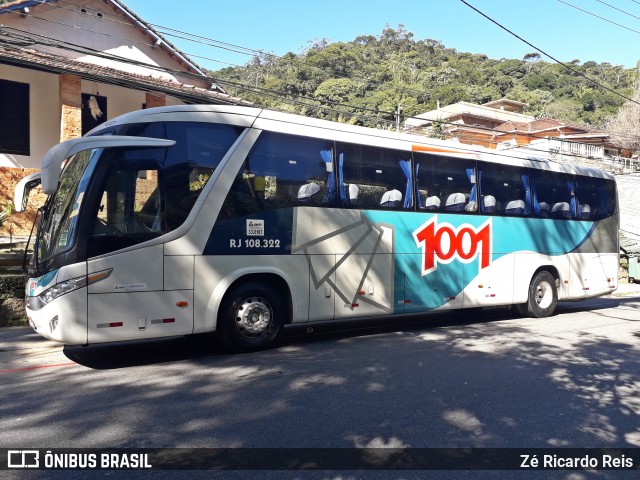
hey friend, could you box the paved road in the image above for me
[1,295,639,480]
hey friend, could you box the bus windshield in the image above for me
[37,149,100,263]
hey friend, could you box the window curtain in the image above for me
[522,174,531,215]
[415,163,423,208]
[338,152,347,205]
[399,160,413,208]
[566,179,576,219]
[478,169,486,213]
[466,168,477,203]
[320,149,335,204]
[532,175,541,216]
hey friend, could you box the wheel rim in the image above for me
[535,280,554,309]
[234,296,273,337]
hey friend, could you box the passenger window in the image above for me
[219,132,333,218]
[338,143,412,210]
[575,176,616,220]
[532,170,577,220]
[88,122,241,257]
[414,154,477,213]
[478,163,531,216]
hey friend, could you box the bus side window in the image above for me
[414,153,477,214]
[532,170,577,220]
[218,132,333,219]
[575,175,616,220]
[477,162,530,216]
[338,143,412,210]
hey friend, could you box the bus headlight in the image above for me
[26,269,112,311]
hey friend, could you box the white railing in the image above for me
[601,156,640,174]
[544,138,604,159]
[520,139,640,174]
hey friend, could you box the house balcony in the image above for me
[523,138,640,174]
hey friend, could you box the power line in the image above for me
[7,0,630,117]
[459,0,640,107]
[595,0,640,22]
[3,4,640,151]
[558,0,640,36]
[4,21,640,152]
[12,0,436,100]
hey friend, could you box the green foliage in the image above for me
[211,26,634,129]
[0,201,13,227]
[0,274,25,300]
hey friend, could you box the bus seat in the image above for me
[298,182,321,203]
[465,201,478,212]
[538,202,550,218]
[505,199,525,215]
[551,202,571,219]
[580,204,591,220]
[348,184,359,205]
[424,195,440,211]
[380,189,402,208]
[483,195,496,213]
[445,192,466,211]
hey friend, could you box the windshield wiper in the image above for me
[24,203,46,275]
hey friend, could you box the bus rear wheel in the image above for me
[516,271,558,318]
[218,282,284,352]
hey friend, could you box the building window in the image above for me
[82,93,107,134]
[0,79,30,155]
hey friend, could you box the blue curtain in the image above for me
[415,163,423,208]
[566,179,576,219]
[400,160,412,208]
[478,169,486,213]
[321,149,335,204]
[338,152,347,205]
[532,173,540,216]
[521,174,531,215]
[466,168,477,203]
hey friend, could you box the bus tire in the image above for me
[518,271,558,318]
[218,282,284,352]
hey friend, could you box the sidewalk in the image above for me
[606,281,640,297]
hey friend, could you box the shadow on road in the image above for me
[62,295,635,370]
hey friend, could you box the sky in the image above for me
[124,0,640,72]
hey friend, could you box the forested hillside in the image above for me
[212,26,637,129]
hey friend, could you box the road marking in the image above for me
[0,362,77,374]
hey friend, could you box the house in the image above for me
[0,0,246,235]
[404,99,534,149]
[404,99,631,170]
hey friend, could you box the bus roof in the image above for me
[89,105,615,180]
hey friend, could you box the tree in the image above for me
[604,81,640,151]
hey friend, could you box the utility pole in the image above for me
[395,104,403,132]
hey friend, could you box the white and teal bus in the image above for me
[20,105,619,351]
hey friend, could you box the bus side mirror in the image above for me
[14,172,42,212]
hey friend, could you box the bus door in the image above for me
[85,153,194,343]
[87,245,193,343]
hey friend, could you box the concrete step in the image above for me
[0,254,24,267]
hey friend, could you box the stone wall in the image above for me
[617,174,640,238]
[0,167,46,236]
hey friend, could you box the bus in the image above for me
[19,105,619,351]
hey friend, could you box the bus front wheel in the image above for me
[218,282,284,351]
[516,271,558,318]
